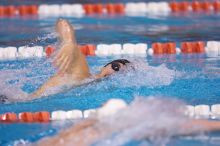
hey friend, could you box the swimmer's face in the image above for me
[99,62,126,77]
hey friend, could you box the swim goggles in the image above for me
[111,62,121,71]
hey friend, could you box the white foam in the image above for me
[113,61,180,88]
[185,105,195,117]
[97,99,127,118]
[83,109,97,118]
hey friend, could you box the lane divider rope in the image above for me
[1,99,220,123]
[0,1,220,17]
[0,41,220,60]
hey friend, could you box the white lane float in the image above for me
[66,110,83,119]
[51,110,67,120]
[60,4,84,17]
[18,46,44,58]
[0,47,17,60]
[206,41,220,57]
[211,104,220,119]
[194,105,210,119]
[122,43,147,55]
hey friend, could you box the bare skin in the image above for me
[30,19,122,98]
[36,118,220,146]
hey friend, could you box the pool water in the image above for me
[0,1,220,146]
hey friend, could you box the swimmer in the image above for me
[36,101,220,146]
[30,19,131,99]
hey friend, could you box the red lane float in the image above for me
[0,1,220,18]
[192,1,202,12]
[170,1,219,13]
[213,1,220,12]
[193,41,205,53]
[181,41,205,53]
[201,1,211,11]
[83,4,94,15]
[169,2,180,12]
[94,4,103,14]
[33,111,50,122]
[0,6,5,16]
[29,5,38,15]
[18,5,28,16]
[45,46,55,57]
[1,112,17,122]
[18,5,38,16]
[19,112,34,122]
[181,42,193,53]
[152,43,164,54]
[84,4,104,15]
[5,6,16,16]
[79,44,96,56]
[152,42,176,54]
[106,3,124,14]
[169,2,190,12]
[179,2,190,12]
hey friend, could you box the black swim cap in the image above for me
[104,59,130,67]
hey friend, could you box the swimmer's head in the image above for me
[97,59,131,78]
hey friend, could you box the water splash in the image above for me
[70,59,182,97]
[94,96,190,146]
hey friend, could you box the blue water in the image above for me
[0,1,220,146]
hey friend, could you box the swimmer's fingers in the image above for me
[54,49,71,65]
[53,50,62,64]
[54,53,66,67]
[58,56,70,73]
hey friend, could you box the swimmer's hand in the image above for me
[54,19,81,74]
[54,43,76,74]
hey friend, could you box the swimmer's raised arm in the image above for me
[30,19,90,98]
[54,19,90,75]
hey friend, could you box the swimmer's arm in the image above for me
[36,118,220,146]
[179,119,220,135]
[54,19,90,76]
[30,75,61,98]
[31,19,91,98]
[36,119,104,146]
